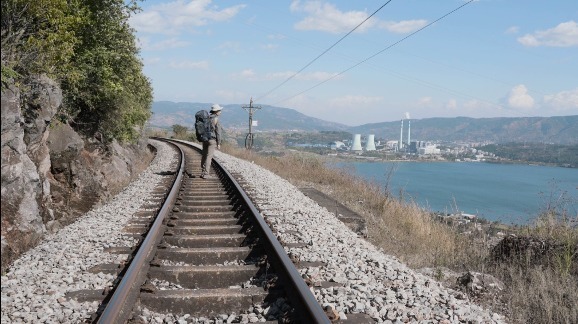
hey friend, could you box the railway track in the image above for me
[80,139,330,323]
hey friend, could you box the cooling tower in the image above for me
[365,134,376,151]
[351,134,362,151]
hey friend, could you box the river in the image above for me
[329,161,578,225]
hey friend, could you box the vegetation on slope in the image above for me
[481,142,578,168]
[1,0,152,142]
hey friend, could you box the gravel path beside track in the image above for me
[1,139,505,323]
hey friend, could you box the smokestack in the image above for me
[351,134,362,151]
[405,112,411,148]
[365,134,376,151]
[399,119,404,151]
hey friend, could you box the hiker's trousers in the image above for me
[201,139,217,176]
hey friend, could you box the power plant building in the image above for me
[330,141,346,150]
[386,140,398,149]
[409,141,440,155]
[419,145,441,155]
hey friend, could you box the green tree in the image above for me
[1,0,82,85]
[60,0,152,142]
[1,0,152,143]
[172,124,188,140]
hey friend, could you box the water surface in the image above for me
[330,161,578,225]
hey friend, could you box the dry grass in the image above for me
[494,207,578,323]
[223,145,578,324]
[496,264,578,323]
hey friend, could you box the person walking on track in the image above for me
[200,104,223,179]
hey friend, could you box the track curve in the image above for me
[92,139,330,323]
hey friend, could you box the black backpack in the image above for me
[195,110,212,142]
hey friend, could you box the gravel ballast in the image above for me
[1,139,505,323]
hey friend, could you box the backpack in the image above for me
[195,110,212,142]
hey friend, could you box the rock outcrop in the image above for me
[1,75,154,272]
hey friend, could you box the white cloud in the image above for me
[461,99,503,115]
[216,41,242,53]
[507,85,535,109]
[144,57,162,65]
[215,89,247,102]
[131,11,170,34]
[140,37,190,51]
[261,43,279,51]
[446,99,457,110]
[297,71,344,81]
[543,88,578,112]
[168,60,209,69]
[264,70,297,80]
[130,0,245,35]
[240,69,256,78]
[517,21,578,47]
[290,1,374,34]
[281,93,386,125]
[290,1,427,35]
[378,20,428,34]
[231,69,257,80]
[505,26,519,34]
[268,34,287,40]
[417,96,433,106]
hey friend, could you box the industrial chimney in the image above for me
[351,134,362,151]
[406,112,411,147]
[399,119,404,151]
[365,134,376,151]
[407,120,411,146]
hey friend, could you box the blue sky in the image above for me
[130,0,578,126]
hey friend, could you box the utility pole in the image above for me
[242,97,261,149]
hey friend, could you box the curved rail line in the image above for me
[92,139,330,323]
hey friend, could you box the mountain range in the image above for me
[151,101,578,145]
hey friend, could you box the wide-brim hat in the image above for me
[210,104,223,112]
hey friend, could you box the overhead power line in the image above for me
[273,0,476,106]
[254,0,394,102]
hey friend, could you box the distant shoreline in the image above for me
[320,153,576,169]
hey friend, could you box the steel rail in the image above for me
[206,145,331,323]
[96,141,185,324]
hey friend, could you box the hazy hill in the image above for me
[151,101,578,144]
[151,101,348,132]
[350,116,578,144]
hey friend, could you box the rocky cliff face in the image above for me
[1,75,154,272]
